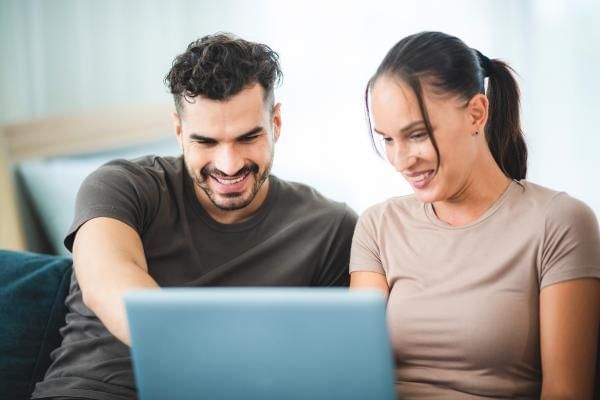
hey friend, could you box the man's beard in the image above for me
[190,161,272,212]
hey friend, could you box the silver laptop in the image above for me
[125,288,395,400]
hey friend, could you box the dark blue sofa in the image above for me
[0,250,72,400]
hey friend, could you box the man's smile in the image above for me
[209,171,251,194]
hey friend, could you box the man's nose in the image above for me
[213,145,245,176]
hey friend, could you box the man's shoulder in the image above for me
[273,175,355,217]
[100,155,182,175]
[76,154,185,214]
[89,155,184,188]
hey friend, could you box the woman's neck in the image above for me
[432,155,511,226]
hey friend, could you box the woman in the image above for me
[350,31,600,399]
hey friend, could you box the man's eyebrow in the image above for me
[188,133,216,141]
[188,126,264,142]
[373,121,425,136]
[236,126,264,139]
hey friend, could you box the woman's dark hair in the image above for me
[165,32,282,115]
[366,31,527,180]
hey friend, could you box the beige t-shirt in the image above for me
[350,180,600,399]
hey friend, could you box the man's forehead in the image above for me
[182,85,268,116]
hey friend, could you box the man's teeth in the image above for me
[214,174,246,185]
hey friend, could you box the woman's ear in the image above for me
[467,93,489,132]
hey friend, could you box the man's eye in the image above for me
[240,135,259,142]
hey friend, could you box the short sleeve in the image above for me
[63,159,159,252]
[349,206,385,275]
[540,193,600,289]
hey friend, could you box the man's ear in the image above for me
[467,93,488,133]
[171,111,183,151]
[272,103,282,143]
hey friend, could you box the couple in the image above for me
[32,32,600,400]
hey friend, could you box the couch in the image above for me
[0,250,72,400]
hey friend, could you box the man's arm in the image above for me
[313,208,358,286]
[73,216,159,346]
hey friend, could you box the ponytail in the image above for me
[485,59,528,180]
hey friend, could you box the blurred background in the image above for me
[1,0,599,216]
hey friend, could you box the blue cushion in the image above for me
[16,138,179,255]
[0,250,72,400]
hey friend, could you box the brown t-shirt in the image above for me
[350,180,600,399]
[33,155,357,400]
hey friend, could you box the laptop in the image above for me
[125,288,395,400]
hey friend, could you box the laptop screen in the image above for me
[125,288,395,400]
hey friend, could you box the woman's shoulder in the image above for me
[359,194,422,224]
[514,180,561,204]
[516,180,598,228]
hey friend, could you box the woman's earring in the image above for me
[473,131,479,137]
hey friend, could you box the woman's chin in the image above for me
[413,187,442,204]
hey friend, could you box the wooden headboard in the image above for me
[0,104,174,251]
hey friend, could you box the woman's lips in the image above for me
[405,170,434,190]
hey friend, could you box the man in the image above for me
[32,33,357,400]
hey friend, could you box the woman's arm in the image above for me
[350,271,390,297]
[540,278,600,400]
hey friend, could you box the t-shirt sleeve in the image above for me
[63,159,159,252]
[539,193,600,289]
[349,206,385,275]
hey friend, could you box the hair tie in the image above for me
[474,49,493,77]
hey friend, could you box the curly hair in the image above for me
[165,33,282,115]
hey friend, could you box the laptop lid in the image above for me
[125,288,395,400]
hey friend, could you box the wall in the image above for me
[1,0,598,215]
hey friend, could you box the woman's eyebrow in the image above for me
[373,121,425,136]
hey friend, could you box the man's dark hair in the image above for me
[165,33,282,115]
